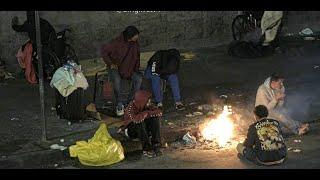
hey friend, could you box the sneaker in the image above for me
[142,150,155,158]
[157,102,163,109]
[175,102,185,111]
[154,148,163,157]
[116,105,124,116]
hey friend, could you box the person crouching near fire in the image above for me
[237,105,287,166]
[117,90,163,158]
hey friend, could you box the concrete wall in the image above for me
[1,11,320,71]
[0,11,239,71]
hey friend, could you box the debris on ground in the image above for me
[10,117,19,121]
[54,164,58,167]
[60,139,65,143]
[182,132,197,145]
[163,142,168,148]
[294,139,302,143]
[207,111,215,115]
[189,102,197,105]
[50,144,67,151]
[299,28,314,36]
[293,149,302,153]
[186,113,195,118]
[193,112,203,116]
[68,122,72,126]
[167,122,174,126]
[51,107,56,111]
[314,65,319,69]
[287,147,293,151]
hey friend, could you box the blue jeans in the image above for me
[145,66,181,104]
[109,69,142,108]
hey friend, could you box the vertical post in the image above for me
[34,11,47,142]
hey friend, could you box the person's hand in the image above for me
[12,16,19,25]
[275,92,285,101]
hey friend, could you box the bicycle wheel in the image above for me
[33,48,61,81]
[232,15,248,41]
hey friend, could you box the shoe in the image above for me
[142,150,155,158]
[116,105,124,116]
[154,148,163,157]
[175,102,185,111]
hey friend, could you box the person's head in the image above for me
[253,105,269,121]
[270,73,284,90]
[123,26,140,42]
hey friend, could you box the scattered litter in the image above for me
[54,164,58,167]
[207,111,215,115]
[304,37,315,41]
[10,117,19,121]
[299,28,313,36]
[189,102,197,105]
[287,147,293,151]
[294,139,302,143]
[285,33,294,37]
[51,107,56,111]
[220,95,228,99]
[167,122,174,126]
[182,132,197,145]
[314,65,319,69]
[186,113,194,118]
[193,112,203,116]
[293,149,302,153]
[60,139,65,143]
[68,122,72,126]
[164,143,168,148]
[197,106,203,111]
[50,144,67,151]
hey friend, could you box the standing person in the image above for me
[118,90,163,157]
[101,26,142,116]
[237,105,287,166]
[145,49,185,110]
[255,74,309,135]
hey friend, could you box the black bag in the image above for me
[55,88,86,122]
[228,40,263,58]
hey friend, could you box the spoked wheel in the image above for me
[33,48,61,82]
[232,15,247,41]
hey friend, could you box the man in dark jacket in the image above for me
[101,26,142,116]
[12,11,57,50]
[145,49,184,110]
[12,11,57,80]
[118,90,163,157]
[237,105,287,166]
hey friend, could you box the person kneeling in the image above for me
[237,105,287,166]
[118,90,163,157]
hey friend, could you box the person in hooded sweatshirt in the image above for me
[255,73,309,135]
[237,105,287,166]
[101,26,142,117]
[118,90,163,157]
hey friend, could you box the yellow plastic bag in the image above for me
[69,123,125,166]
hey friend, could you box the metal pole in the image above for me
[34,11,47,142]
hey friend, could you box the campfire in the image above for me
[200,105,236,147]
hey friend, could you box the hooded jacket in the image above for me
[101,34,140,79]
[147,49,180,77]
[121,90,162,129]
[255,77,288,123]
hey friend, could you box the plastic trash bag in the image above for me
[69,123,125,166]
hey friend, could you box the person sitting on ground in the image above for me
[117,90,163,157]
[145,49,185,111]
[255,73,309,135]
[101,26,142,116]
[237,105,287,166]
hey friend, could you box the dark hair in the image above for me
[254,105,269,119]
[270,73,284,82]
[123,26,140,41]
